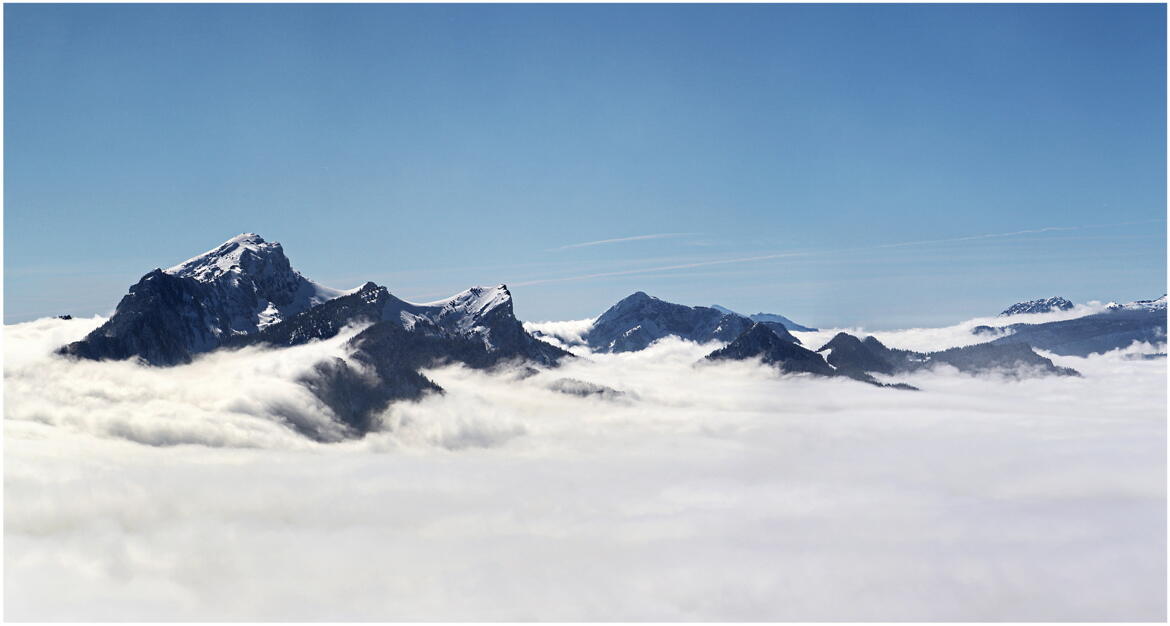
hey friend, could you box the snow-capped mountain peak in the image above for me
[1000,297,1074,316]
[433,285,512,316]
[165,233,277,282]
[61,234,355,365]
[425,285,514,346]
[162,233,347,324]
[1108,294,1168,312]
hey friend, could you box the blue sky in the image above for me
[5,3,1166,327]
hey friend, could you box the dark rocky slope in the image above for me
[705,323,834,376]
[60,234,344,365]
[586,292,798,353]
[817,332,1078,377]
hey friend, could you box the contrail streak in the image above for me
[513,219,1161,288]
[511,252,809,287]
[550,233,690,251]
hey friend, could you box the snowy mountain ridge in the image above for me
[60,234,535,365]
[165,232,350,330]
[1107,294,1167,312]
[1000,297,1074,316]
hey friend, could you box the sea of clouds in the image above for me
[4,313,1166,620]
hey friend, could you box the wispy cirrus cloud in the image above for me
[512,252,808,287]
[878,219,1165,249]
[550,233,691,251]
[518,219,1163,289]
[877,225,1083,249]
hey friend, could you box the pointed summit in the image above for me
[585,292,748,353]
[706,323,835,376]
[60,233,351,365]
[166,233,278,281]
[816,332,898,376]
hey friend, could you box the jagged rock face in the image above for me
[237,282,569,436]
[59,270,227,366]
[706,323,835,376]
[711,305,818,332]
[238,282,568,366]
[429,285,567,365]
[59,234,345,365]
[58,231,566,373]
[1000,297,1074,316]
[816,332,1077,377]
[587,292,797,353]
[228,282,395,348]
[58,232,568,438]
[987,306,1167,357]
[298,312,568,437]
[164,233,346,330]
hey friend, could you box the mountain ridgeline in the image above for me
[59,234,345,366]
[52,234,1165,441]
[974,295,1166,356]
[710,304,817,332]
[58,234,569,439]
[1000,297,1074,316]
[583,292,800,353]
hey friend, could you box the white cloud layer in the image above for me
[4,316,1166,620]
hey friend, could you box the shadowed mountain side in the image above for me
[297,320,518,437]
[59,234,344,366]
[705,323,834,376]
[298,356,442,440]
[297,314,574,440]
[982,307,1167,357]
[817,332,1078,378]
[587,292,798,353]
[234,284,571,439]
[59,270,226,366]
[232,281,569,366]
[711,304,818,332]
[704,324,917,389]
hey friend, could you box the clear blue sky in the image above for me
[5,3,1166,328]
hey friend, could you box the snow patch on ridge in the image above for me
[163,233,353,330]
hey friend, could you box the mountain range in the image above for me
[710,304,817,332]
[974,295,1166,356]
[55,234,1167,440]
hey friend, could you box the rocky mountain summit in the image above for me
[56,234,570,439]
[1000,297,1074,316]
[584,292,798,353]
[51,233,1160,442]
[974,295,1167,357]
[232,281,566,365]
[60,234,347,365]
[706,323,835,376]
[1107,294,1167,312]
[817,332,1078,378]
[704,324,1076,387]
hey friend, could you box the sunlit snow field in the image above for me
[5,314,1166,620]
